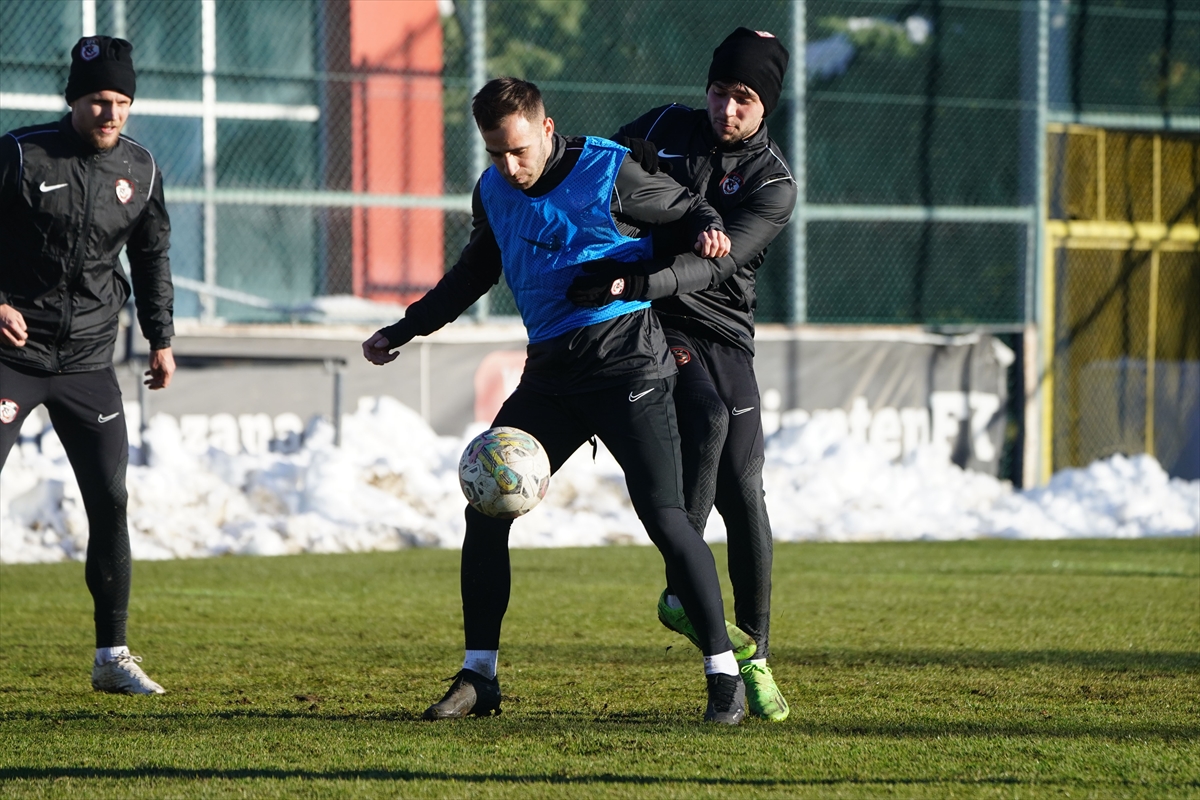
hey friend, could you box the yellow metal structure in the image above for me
[1042,125,1199,483]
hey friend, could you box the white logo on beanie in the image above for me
[81,38,101,61]
[755,30,776,38]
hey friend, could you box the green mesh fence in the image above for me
[1,0,1197,326]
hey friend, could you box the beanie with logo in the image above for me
[65,36,137,104]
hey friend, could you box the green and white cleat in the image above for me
[656,589,757,661]
[740,660,789,721]
[91,652,165,695]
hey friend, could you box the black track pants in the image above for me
[0,361,132,647]
[460,376,733,656]
[664,332,774,660]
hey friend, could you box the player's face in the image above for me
[70,90,132,151]
[706,82,765,145]
[480,112,554,191]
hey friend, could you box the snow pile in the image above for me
[2,398,1196,564]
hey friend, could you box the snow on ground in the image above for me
[2,396,1197,564]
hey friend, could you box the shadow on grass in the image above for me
[773,649,1200,672]
[1,766,1191,788]
[1,707,1197,742]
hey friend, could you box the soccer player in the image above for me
[363,77,748,724]
[0,37,176,694]
[568,28,796,720]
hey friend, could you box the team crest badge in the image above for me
[115,178,134,204]
[0,399,18,425]
[80,38,101,61]
[720,173,743,195]
[670,347,692,366]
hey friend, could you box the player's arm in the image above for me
[363,183,502,365]
[567,156,733,307]
[124,160,177,388]
[0,134,19,317]
[645,176,796,298]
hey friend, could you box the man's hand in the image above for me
[0,304,28,347]
[362,330,399,365]
[567,258,647,307]
[145,347,175,390]
[694,229,731,258]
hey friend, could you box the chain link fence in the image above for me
[1047,125,1199,480]
[2,1,1198,480]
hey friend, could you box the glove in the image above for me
[613,135,669,175]
[567,258,648,307]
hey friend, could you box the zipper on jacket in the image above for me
[53,153,99,371]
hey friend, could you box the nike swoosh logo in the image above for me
[656,149,685,159]
[98,412,121,423]
[731,407,755,416]
[520,233,563,252]
[628,388,655,402]
[39,181,68,192]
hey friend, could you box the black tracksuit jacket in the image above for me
[379,133,724,394]
[616,105,797,353]
[0,115,174,373]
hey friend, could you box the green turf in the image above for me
[1,538,1197,799]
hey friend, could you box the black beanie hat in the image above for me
[65,36,136,104]
[706,28,790,117]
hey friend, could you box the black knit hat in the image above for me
[65,36,136,104]
[706,28,790,117]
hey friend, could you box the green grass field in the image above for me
[1,538,1197,799]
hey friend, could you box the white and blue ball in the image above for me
[458,426,551,519]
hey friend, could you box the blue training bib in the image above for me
[479,137,653,344]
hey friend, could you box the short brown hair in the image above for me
[472,77,545,132]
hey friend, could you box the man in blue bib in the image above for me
[363,77,748,724]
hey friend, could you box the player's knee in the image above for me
[464,505,514,539]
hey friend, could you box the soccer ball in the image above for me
[459,426,551,519]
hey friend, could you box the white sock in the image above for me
[740,657,767,667]
[95,646,129,666]
[665,594,683,610]
[704,650,739,676]
[463,649,498,680]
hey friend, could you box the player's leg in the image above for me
[425,385,590,719]
[709,346,788,720]
[586,376,744,723]
[665,333,728,535]
[44,366,162,695]
[0,361,51,470]
[656,335,755,660]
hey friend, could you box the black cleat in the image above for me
[422,669,502,720]
[704,672,746,725]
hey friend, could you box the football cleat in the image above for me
[91,652,166,695]
[704,672,746,724]
[740,660,789,721]
[656,589,757,661]
[422,669,502,720]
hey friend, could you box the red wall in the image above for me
[349,0,444,304]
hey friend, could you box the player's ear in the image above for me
[543,116,554,138]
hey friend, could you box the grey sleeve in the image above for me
[611,155,724,235]
[644,177,796,299]
[0,135,17,306]
[378,182,503,347]
[125,162,175,348]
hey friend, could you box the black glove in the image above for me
[613,135,669,175]
[567,258,648,307]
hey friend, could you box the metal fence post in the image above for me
[201,0,218,322]
[790,0,807,325]
[470,0,490,321]
[329,359,344,448]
